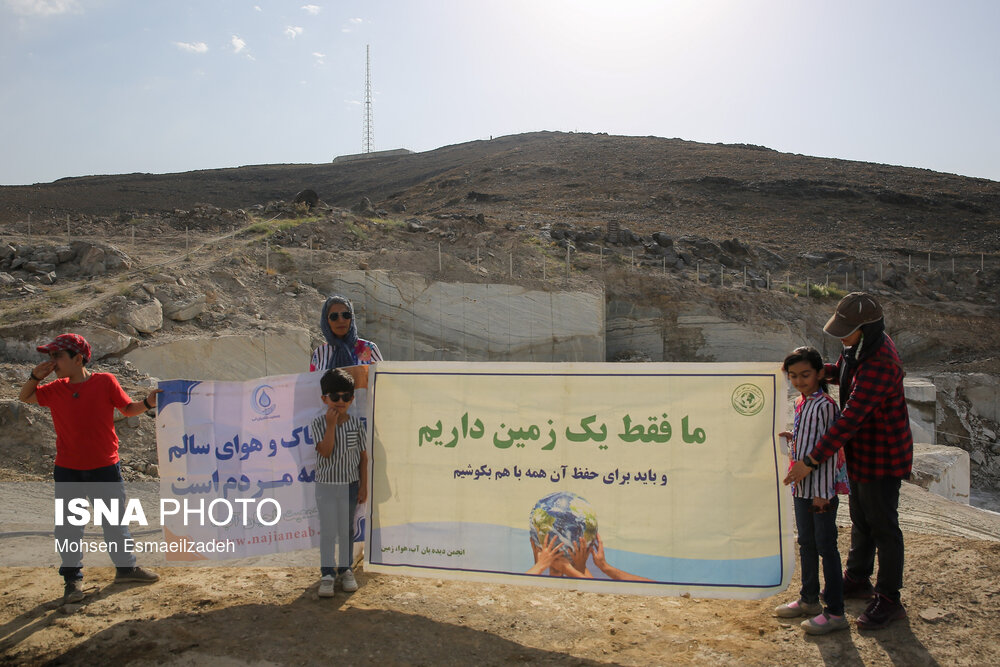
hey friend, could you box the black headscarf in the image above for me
[838,318,886,410]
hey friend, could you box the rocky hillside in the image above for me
[1,132,999,486]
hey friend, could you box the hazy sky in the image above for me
[2,0,998,185]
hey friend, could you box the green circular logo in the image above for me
[732,383,765,416]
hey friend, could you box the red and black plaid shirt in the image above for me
[811,334,913,482]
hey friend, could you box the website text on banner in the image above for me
[365,361,792,599]
[155,366,370,561]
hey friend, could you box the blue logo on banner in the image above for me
[251,384,276,416]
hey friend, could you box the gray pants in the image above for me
[315,481,358,576]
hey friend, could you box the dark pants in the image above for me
[846,478,904,602]
[54,463,137,581]
[316,480,358,577]
[793,495,844,616]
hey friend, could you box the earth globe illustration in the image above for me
[529,491,598,556]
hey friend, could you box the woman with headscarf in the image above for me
[784,292,912,631]
[310,295,382,372]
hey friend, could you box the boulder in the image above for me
[55,246,75,263]
[109,298,163,334]
[74,325,134,358]
[910,443,970,505]
[352,197,377,217]
[651,232,673,248]
[161,294,208,322]
[76,244,107,275]
[293,189,319,207]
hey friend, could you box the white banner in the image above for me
[155,369,369,561]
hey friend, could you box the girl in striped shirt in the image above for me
[775,346,850,635]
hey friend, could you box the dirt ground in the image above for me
[2,483,999,666]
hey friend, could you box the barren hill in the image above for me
[3,131,999,255]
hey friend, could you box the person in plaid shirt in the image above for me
[785,292,913,631]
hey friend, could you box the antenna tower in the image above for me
[363,44,374,154]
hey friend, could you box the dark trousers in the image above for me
[846,478,904,602]
[54,463,137,581]
[793,495,844,616]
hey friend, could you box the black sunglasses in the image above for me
[325,391,354,402]
[327,311,353,321]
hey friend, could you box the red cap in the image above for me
[37,333,92,364]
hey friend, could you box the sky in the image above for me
[1,0,999,186]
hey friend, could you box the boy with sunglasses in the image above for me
[311,368,368,596]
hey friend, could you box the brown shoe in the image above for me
[114,566,160,584]
[857,594,906,630]
[63,580,85,604]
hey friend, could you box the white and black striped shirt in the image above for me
[311,414,366,484]
[791,392,841,499]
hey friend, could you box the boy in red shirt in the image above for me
[19,333,161,604]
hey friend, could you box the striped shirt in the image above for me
[311,414,366,484]
[309,339,382,372]
[790,390,842,499]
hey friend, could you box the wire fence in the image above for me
[3,213,998,296]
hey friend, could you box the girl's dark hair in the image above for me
[782,346,828,392]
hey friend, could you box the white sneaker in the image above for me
[340,569,358,592]
[318,575,336,597]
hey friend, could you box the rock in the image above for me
[55,246,75,263]
[352,197,377,217]
[38,271,56,285]
[651,232,673,248]
[910,444,970,504]
[918,607,953,623]
[161,294,208,322]
[466,191,503,202]
[0,272,16,285]
[293,189,319,207]
[109,298,163,334]
[720,238,752,258]
[75,324,134,358]
[76,244,107,275]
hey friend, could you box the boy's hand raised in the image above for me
[32,360,56,380]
